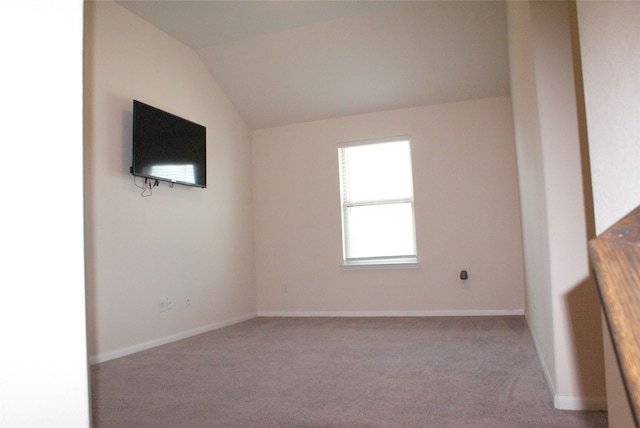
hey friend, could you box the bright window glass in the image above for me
[338,137,417,265]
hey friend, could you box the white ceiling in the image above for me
[116,1,510,130]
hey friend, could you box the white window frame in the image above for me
[338,136,419,269]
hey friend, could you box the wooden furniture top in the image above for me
[589,205,640,427]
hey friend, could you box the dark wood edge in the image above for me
[588,205,640,427]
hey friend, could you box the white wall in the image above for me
[577,1,640,425]
[0,1,90,426]
[84,1,256,362]
[577,2,640,231]
[506,0,605,410]
[506,1,555,394]
[252,97,525,316]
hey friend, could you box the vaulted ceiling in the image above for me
[116,1,510,130]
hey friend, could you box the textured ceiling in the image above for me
[116,1,510,130]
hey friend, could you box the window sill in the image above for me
[340,259,421,270]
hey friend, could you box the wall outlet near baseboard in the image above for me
[185,296,192,307]
[167,296,174,310]
[159,297,167,312]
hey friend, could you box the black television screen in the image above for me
[131,100,207,188]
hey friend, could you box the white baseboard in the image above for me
[257,309,524,317]
[529,329,558,402]
[555,395,607,411]
[89,313,257,365]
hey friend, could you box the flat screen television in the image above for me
[131,100,207,188]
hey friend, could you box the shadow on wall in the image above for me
[565,276,606,406]
[83,0,98,360]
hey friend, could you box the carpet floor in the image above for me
[91,316,607,427]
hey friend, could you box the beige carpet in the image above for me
[91,316,607,427]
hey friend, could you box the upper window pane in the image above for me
[341,140,413,203]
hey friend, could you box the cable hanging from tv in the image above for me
[133,176,159,197]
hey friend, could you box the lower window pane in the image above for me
[346,203,415,259]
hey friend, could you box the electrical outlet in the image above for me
[460,270,469,288]
[167,296,174,310]
[185,296,192,307]
[159,297,167,312]
[282,284,289,293]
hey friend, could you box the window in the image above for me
[338,136,418,267]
